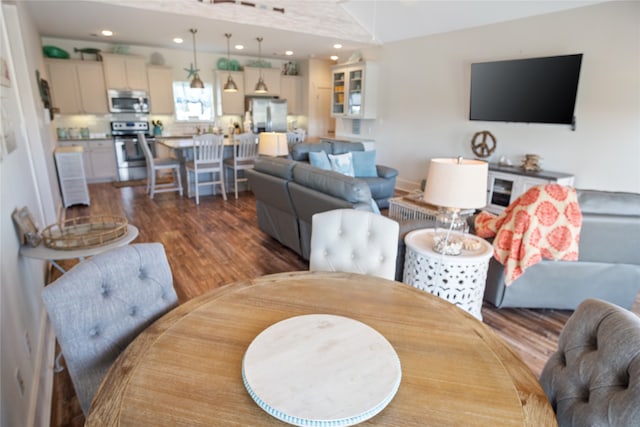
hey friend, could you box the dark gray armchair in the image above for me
[42,243,178,414]
[540,298,640,426]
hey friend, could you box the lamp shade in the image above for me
[423,158,488,209]
[258,132,288,156]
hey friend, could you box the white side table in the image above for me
[403,229,493,320]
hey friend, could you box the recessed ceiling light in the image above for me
[173,37,183,44]
[101,30,113,37]
[330,55,339,61]
[333,43,342,49]
[235,44,244,50]
[285,50,293,56]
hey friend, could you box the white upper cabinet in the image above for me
[147,66,175,114]
[331,62,377,119]
[102,53,149,91]
[46,59,108,114]
[280,75,303,115]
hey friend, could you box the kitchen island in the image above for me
[157,136,247,199]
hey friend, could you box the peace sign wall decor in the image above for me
[471,131,497,158]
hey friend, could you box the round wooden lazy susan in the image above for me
[242,314,402,426]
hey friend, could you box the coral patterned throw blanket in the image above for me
[475,184,582,286]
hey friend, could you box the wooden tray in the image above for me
[41,216,128,250]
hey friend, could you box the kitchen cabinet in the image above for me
[217,70,245,115]
[486,164,575,214]
[147,66,174,114]
[331,62,377,119]
[102,53,149,91]
[244,67,281,96]
[54,147,90,207]
[46,59,108,114]
[280,75,303,115]
[58,139,117,182]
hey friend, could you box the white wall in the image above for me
[359,1,639,192]
[1,3,58,426]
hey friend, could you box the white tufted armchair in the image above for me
[309,209,400,280]
[540,298,640,426]
[42,243,178,415]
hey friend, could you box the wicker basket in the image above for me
[41,216,128,250]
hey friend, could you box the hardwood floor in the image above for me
[47,182,638,426]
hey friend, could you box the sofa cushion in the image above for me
[577,189,640,216]
[291,142,332,161]
[328,152,355,177]
[360,176,397,201]
[292,162,371,204]
[329,141,364,155]
[352,150,378,177]
[254,156,296,180]
[308,150,331,170]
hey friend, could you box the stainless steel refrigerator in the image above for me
[246,97,288,133]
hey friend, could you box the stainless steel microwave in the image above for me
[107,89,149,114]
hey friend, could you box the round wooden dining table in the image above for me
[87,271,556,426]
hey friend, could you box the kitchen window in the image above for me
[173,81,214,122]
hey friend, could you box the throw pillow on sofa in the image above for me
[352,150,378,177]
[309,150,331,170]
[328,152,355,177]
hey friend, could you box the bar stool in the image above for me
[138,132,183,199]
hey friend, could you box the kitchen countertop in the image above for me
[157,136,235,148]
[307,135,376,143]
[57,138,113,142]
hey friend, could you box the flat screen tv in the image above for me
[469,54,583,127]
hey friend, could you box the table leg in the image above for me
[49,260,67,274]
[54,351,65,373]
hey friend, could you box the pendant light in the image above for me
[223,33,238,92]
[189,28,204,89]
[254,37,268,94]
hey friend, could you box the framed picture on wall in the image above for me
[11,207,41,247]
[1,17,19,157]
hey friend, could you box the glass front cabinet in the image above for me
[331,62,378,119]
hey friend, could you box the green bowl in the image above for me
[43,45,70,59]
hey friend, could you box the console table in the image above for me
[388,194,438,222]
[487,164,574,214]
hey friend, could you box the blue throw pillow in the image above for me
[351,150,378,177]
[369,198,381,215]
[328,152,355,177]
[308,150,331,170]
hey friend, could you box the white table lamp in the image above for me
[258,132,288,157]
[423,157,488,255]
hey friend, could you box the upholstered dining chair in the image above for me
[138,132,183,199]
[540,298,640,427]
[42,243,178,415]
[186,133,226,204]
[223,132,259,199]
[309,209,400,280]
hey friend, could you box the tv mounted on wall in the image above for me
[469,54,583,129]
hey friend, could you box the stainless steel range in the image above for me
[111,121,155,181]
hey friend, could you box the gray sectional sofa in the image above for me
[247,156,429,280]
[246,156,377,260]
[290,141,398,208]
[472,189,640,310]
